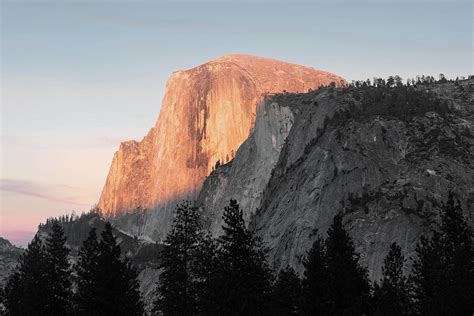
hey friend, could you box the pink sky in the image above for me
[1,78,164,247]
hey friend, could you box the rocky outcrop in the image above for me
[99,54,345,240]
[198,99,294,235]
[0,237,23,287]
[199,79,474,281]
[96,53,473,293]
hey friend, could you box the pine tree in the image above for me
[209,199,272,315]
[75,223,144,315]
[2,271,23,315]
[74,228,101,314]
[270,266,301,315]
[302,214,372,315]
[153,201,203,315]
[3,235,49,315]
[324,213,371,315]
[43,219,72,315]
[301,233,329,315]
[194,232,219,314]
[411,192,473,315]
[97,222,144,315]
[374,242,410,316]
[387,76,395,87]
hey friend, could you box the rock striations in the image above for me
[197,99,295,236]
[98,54,345,239]
[199,79,474,281]
[9,57,470,311]
[98,54,473,286]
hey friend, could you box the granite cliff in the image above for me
[98,54,345,240]
[197,98,295,235]
[4,70,471,312]
[199,78,474,281]
[100,55,472,283]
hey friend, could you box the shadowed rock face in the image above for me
[0,237,23,287]
[98,54,345,219]
[199,79,474,281]
[198,99,295,236]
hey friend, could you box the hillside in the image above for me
[199,78,474,280]
[37,212,163,312]
[0,238,24,286]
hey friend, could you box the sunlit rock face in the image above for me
[98,54,345,223]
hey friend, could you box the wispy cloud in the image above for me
[0,178,91,206]
[89,14,223,31]
[1,134,125,150]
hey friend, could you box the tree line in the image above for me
[154,193,473,316]
[333,75,457,124]
[1,222,143,315]
[1,192,472,315]
[348,73,466,89]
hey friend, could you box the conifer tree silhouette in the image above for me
[153,201,203,315]
[301,214,371,315]
[270,266,301,315]
[3,235,49,315]
[324,214,371,315]
[43,220,72,315]
[209,199,272,315]
[374,242,410,316]
[411,192,473,315]
[75,223,143,315]
[74,228,101,314]
[301,233,329,315]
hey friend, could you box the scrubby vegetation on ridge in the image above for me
[38,209,163,268]
[300,75,472,163]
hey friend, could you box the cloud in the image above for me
[89,14,223,31]
[1,134,125,150]
[0,178,91,206]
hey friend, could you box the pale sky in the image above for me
[1,0,472,247]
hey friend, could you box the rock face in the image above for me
[198,99,294,235]
[0,237,23,287]
[97,53,473,290]
[98,54,345,239]
[199,79,474,281]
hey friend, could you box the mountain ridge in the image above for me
[3,74,471,313]
[199,78,474,280]
[0,237,24,286]
[98,55,346,241]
